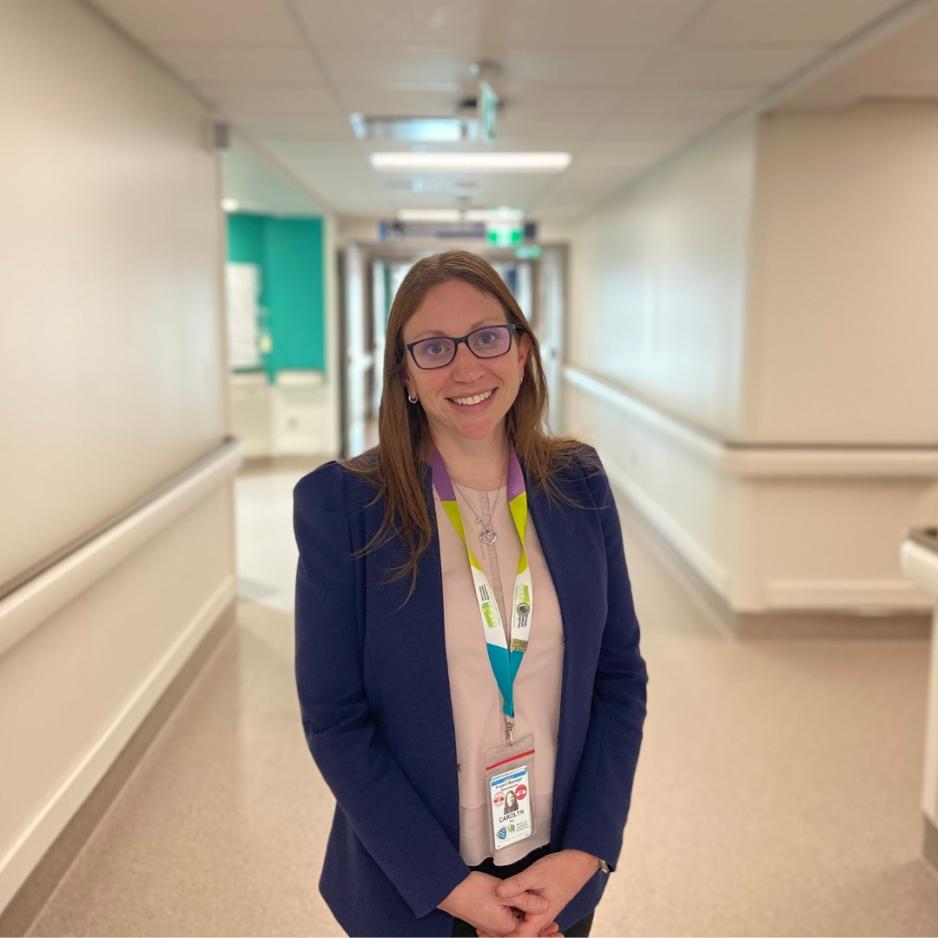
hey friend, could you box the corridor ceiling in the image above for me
[86,0,935,221]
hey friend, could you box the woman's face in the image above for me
[401,279,530,451]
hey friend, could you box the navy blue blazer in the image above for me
[293,448,648,937]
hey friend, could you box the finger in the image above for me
[537,924,560,937]
[496,871,537,899]
[503,891,549,915]
[509,910,553,937]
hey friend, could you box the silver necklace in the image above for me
[453,482,501,546]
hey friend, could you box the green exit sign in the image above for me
[486,224,522,246]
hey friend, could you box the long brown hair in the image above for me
[343,249,597,598]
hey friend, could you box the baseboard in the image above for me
[614,482,931,640]
[733,608,930,639]
[0,600,236,937]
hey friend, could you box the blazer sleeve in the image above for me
[558,451,648,869]
[293,462,470,918]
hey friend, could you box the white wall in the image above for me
[568,117,757,440]
[0,0,226,587]
[566,105,938,623]
[744,102,938,444]
[0,0,236,911]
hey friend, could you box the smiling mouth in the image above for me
[449,388,495,406]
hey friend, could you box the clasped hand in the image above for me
[439,850,599,938]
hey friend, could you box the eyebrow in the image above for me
[411,318,504,340]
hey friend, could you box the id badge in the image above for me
[483,734,536,852]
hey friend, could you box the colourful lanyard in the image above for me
[431,445,532,738]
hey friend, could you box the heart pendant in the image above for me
[479,528,497,546]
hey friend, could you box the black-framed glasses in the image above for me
[404,323,523,370]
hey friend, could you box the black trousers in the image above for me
[450,845,594,937]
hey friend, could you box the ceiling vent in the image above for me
[350,114,481,143]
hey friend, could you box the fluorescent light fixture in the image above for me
[221,198,239,212]
[370,152,570,172]
[465,207,523,223]
[351,113,474,143]
[395,207,525,224]
[397,209,461,222]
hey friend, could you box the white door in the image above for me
[342,245,372,457]
[537,247,566,433]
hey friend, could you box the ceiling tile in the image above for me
[318,45,479,84]
[609,83,761,118]
[777,3,938,109]
[573,141,672,168]
[494,126,604,150]
[200,82,338,114]
[88,0,922,218]
[292,0,484,44]
[498,84,622,119]
[644,44,824,84]
[152,44,322,83]
[592,113,715,144]
[684,0,902,45]
[549,165,636,187]
[89,0,301,43]
[494,48,653,86]
[490,0,707,47]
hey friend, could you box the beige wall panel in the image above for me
[745,103,938,444]
[0,0,226,586]
[563,381,740,602]
[747,477,938,611]
[567,118,757,440]
[0,484,233,904]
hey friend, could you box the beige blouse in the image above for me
[433,481,564,866]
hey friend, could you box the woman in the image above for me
[294,250,647,937]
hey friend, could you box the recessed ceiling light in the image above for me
[397,209,462,222]
[395,207,526,224]
[465,207,523,223]
[370,152,571,172]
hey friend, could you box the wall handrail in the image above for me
[563,365,938,478]
[0,438,242,658]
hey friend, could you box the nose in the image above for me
[449,340,484,382]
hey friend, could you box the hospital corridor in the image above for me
[3,1,938,936]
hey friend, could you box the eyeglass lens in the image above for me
[412,325,512,369]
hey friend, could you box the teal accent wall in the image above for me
[227,213,265,267]
[226,213,325,380]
